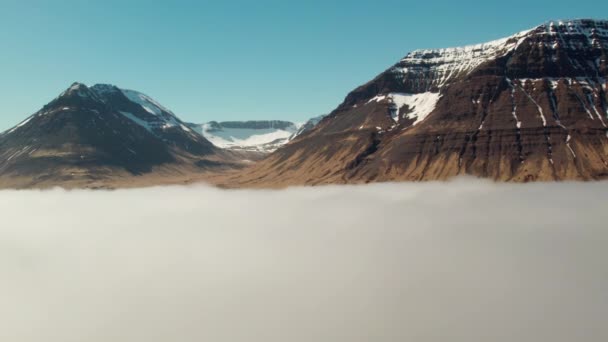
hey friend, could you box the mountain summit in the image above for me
[232,19,608,186]
[0,83,234,188]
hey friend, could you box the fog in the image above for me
[0,179,607,342]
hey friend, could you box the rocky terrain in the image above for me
[0,83,241,188]
[230,19,608,187]
[1,19,607,189]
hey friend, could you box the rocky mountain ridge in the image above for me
[230,19,608,187]
[1,19,607,189]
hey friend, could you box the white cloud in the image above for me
[0,179,607,342]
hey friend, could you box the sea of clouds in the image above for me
[0,179,607,342]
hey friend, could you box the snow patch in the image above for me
[4,116,34,135]
[119,111,153,133]
[121,89,174,117]
[512,80,547,126]
[118,89,197,136]
[506,79,522,129]
[393,28,533,89]
[368,92,441,125]
[566,135,577,159]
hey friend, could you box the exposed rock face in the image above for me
[0,83,233,188]
[234,19,608,186]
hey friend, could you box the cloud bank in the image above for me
[0,179,607,342]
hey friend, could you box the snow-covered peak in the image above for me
[115,88,197,135]
[403,19,607,61]
[539,19,608,38]
[90,84,177,118]
[392,19,608,90]
[189,118,328,153]
[83,84,196,136]
[47,82,198,139]
[405,28,531,60]
[394,29,531,89]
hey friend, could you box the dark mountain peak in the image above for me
[59,82,97,98]
[0,82,229,188]
[90,83,122,97]
[69,81,87,89]
[44,82,106,112]
[68,81,87,89]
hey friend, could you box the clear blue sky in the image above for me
[1,0,606,130]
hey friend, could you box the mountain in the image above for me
[229,19,608,187]
[188,120,299,153]
[0,83,236,188]
[291,115,326,139]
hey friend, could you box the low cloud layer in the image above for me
[0,179,607,342]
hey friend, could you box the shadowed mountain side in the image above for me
[0,83,247,189]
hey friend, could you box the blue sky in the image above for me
[1,0,607,130]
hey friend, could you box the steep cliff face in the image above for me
[233,19,608,186]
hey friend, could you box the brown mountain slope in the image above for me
[226,19,608,187]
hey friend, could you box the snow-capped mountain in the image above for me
[188,120,299,152]
[233,19,608,187]
[0,83,231,188]
[89,84,203,143]
[186,116,328,153]
[3,19,607,189]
